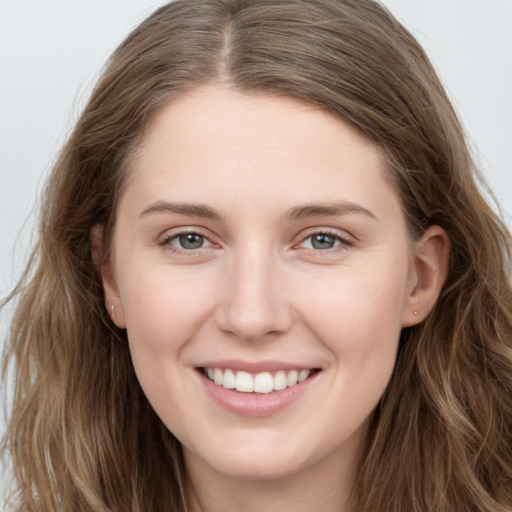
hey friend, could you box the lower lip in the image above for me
[198,370,319,417]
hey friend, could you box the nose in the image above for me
[214,246,293,342]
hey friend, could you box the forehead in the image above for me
[134,86,378,162]
[121,86,400,222]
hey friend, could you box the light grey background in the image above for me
[1,0,511,485]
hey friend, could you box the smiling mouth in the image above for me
[201,367,319,394]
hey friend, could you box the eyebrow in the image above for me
[139,201,223,221]
[139,200,377,222]
[285,201,377,221]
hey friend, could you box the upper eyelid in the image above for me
[297,227,354,242]
[156,226,354,246]
[292,229,355,254]
[159,226,214,240]
[158,228,216,248]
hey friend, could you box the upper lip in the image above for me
[196,359,318,373]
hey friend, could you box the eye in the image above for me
[160,232,212,251]
[299,232,351,250]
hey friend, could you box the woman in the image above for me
[2,1,511,511]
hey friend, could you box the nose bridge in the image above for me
[215,241,292,340]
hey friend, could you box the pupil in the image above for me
[180,233,203,249]
[312,234,335,249]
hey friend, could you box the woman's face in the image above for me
[103,86,426,482]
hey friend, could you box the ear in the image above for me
[90,224,126,328]
[402,225,450,327]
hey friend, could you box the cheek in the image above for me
[316,277,405,416]
[297,261,408,350]
[119,265,215,357]
[293,257,409,411]
[116,267,215,427]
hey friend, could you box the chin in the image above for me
[185,435,315,482]
[214,454,308,481]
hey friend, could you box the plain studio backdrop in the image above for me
[0,0,511,487]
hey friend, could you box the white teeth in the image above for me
[223,369,236,389]
[298,369,311,382]
[205,367,314,393]
[213,368,223,386]
[273,370,288,390]
[286,369,298,386]
[254,372,274,394]
[235,371,253,392]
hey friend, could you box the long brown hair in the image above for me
[3,1,512,510]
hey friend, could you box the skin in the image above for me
[96,86,449,512]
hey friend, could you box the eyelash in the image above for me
[157,229,353,255]
[297,230,353,251]
[158,230,213,254]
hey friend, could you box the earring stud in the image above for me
[413,310,419,316]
